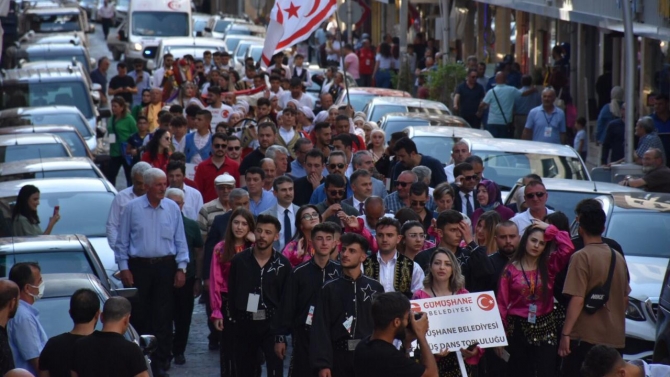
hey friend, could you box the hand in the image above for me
[274,343,286,360]
[119,269,134,287]
[454,175,464,187]
[435,346,450,358]
[193,279,202,297]
[213,318,224,331]
[458,221,473,244]
[339,214,359,230]
[558,335,571,357]
[49,213,61,226]
[410,312,429,337]
[245,232,256,243]
[308,173,322,189]
[318,369,332,377]
[531,220,549,230]
[460,346,479,359]
[323,204,342,219]
[174,270,186,288]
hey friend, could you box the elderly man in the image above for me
[634,116,665,165]
[351,150,387,198]
[265,145,290,177]
[167,161,204,221]
[510,180,554,234]
[198,173,235,241]
[384,170,417,214]
[358,196,394,236]
[444,141,471,183]
[260,158,277,191]
[522,87,567,144]
[621,148,670,193]
[107,162,151,250]
[479,71,520,138]
[289,138,314,179]
[115,168,189,377]
[412,166,434,197]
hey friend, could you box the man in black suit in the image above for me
[293,148,326,206]
[450,162,481,218]
[202,188,251,350]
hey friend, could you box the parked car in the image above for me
[382,113,474,143]
[334,88,412,112]
[222,34,252,54]
[363,97,451,123]
[147,37,227,71]
[203,14,251,39]
[19,4,94,47]
[0,125,98,161]
[402,126,493,164]
[0,134,74,163]
[231,37,264,72]
[11,42,96,74]
[0,157,105,182]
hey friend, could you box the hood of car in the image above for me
[625,255,667,302]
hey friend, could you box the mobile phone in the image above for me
[53,206,60,216]
[413,312,422,321]
[466,342,479,351]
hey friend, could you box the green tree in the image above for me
[425,63,467,108]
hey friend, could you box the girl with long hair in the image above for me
[412,248,482,376]
[496,220,575,377]
[471,180,514,227]
[131,89,152,120]
[474,210,502,255]
[209,208,256,377]
[11,185,60,236]
[180,82,204,109]
[372,42,395,88]
[141,128,172,171]
[399,221,428,260]
[282,205,322,267]
[107,96,137,186]
[367,128,386,163]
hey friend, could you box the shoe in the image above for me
[174,354,186,365]
[208,339,220,350]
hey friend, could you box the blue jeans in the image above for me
[375,69,392,88]
[486,124,511,138]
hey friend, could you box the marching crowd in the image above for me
[1,39,668,377]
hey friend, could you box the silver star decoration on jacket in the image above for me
[361,284,376,302]
[267,257,285,275]
[327,269,340,280]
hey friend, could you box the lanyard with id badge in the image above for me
[247,267,267,320]
[520,264,539,324]
[342,281,360,351]
[542,111,556,139]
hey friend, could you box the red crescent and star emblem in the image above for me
[284,2,301,19]
[411,303,421,313]
[303,0,320,18]
[477,294,495,311]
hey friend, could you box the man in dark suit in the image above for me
[450,162,481,218]
[293,148,326,206]
[342,169,373,214]
[201,188,251,350]
[315,174,359,223]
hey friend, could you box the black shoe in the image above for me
[208,339,220,350]
[174,354,186,365]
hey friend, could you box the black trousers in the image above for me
[288,327,310,377]
[507,322,557,377]
[128,258,176,366]
[559,340,594,377]
[358,74,372,87]
[101,17,113,39]
[219,295,235,377]
[233,318,283,377]
[173,276,195,356]
[105,156,132,187]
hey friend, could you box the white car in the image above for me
[232,37,264,72]
[147,37,227,71]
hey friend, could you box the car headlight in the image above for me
[133,43,143,51]
[626,298,646,321]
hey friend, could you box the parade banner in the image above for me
[410,291,508,353]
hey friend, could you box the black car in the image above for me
[35,273,156,376]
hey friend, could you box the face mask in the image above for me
[28,281,45,300]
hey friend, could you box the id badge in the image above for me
[543,127,552,138]
[347,339,360,351]
[253,309,266,321]
[343,316,353,333]
[246,293,260,313]
[306,305,315,326]
[528,303,537,324]
[108,133,117,144]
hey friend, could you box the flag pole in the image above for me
[334,10,352,111]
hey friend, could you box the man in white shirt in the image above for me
[444,141,471,183]
[97,0,115,39]
[511,180,554,234]
[268,53,291,79]
[260,176,299,251]
[106,162,151,249]
[152,53,174,89]
[205,86,233,132]
[167,161,204,221]
[279,77,314,109]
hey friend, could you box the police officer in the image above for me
[227,214,291,377]
[310,233,384,377]
[274,222,342,377]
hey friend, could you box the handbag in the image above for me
[554,88,565,110]
[583,246,616,315]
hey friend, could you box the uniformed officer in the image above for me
[310,232,384,377]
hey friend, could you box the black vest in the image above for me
[293,67,308,82]
[363,253,414,298]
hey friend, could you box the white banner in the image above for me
[410,291,508,353]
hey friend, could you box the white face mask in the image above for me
[28,281,45,300]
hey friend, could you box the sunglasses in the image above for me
[410,201,426,207]
[227,146,241,151]
[329,163,345,169]
[302,213,319,221]
[395,181,411,187]
[328,190,346,197]
[525,192,546,200]
[213,143,227,149]
[463,174,479,181]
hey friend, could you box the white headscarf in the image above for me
[610,86,624,117]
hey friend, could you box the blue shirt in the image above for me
[310,181,353,205]
[250,190,277,216]
[290,160,307,179]
[90,68,107,94]
[482,85,520,125]
[596,103,619,143]
[383,191,436,214]
[514,87,542,115]
[525,105,567,144]
[8,300,47,376]
[115,195,190,270]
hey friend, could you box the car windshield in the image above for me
[214,20,231,32]
[0,192,114,237]
[347,94,375,112]
[235,43,252,58]
[225,37,244,52]
[193,20,206,32]
[132,12,189,37]
[27,52,90,72]
[606,212,670,258]
[165,47,220,59]
[250,47,262,63]
[0,144,70,163]
[0,251,97,278]
[117,0,129,8]
[1,82,94,119]
[29,13,81,32]
[370,105,406,122]
[49,131,88,157]
[0,170,99,182]
[0,114,92,138]
[35,297,104,337]
[226,29,251,36]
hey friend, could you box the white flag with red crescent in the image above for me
[261,0,337,67]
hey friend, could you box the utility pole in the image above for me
[347,0,353,44]
[621,0,635,163]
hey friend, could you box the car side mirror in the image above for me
[139,335,157,355]
[90,57,97,69]
[91,90,101,104]
[97,108,112,119]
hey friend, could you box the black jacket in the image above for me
[203,211,232,280]
[293,176,325,206]
[450,183,481,216]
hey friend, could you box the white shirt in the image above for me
[206,104,233,132]
[172,135,186,153]
[279,91,313,110]
[106,186,139,250]
[279,127,295,144]
[364,252,425,294]
[98,3,115,18]
[190,131,211,164]
[459,190,476,215]
[152,67,167,88]
[352,197,365,213]
[268,63,292,79]
[276,204,296,251]
[181,184,204,221]
[444,164,455,183]
[511,207,555,235]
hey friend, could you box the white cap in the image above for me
[214,173,236,186]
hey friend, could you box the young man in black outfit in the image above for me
[273,222,342,377]
[70,297,148,377]
[0,280,18,376]
[353,292,438,377]
[108,62,138,106]
[40,288,100,377]
[311,233,384,377]
[227,214,291,377]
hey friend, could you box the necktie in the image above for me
[284,209,292,247]
[465,194,474,218]
[359,202,365,215]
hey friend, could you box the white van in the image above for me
[122,0,192,62]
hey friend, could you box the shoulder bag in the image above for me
[583,246,616,315]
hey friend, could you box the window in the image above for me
[384,120,431,141]
[0,113,92,138]
[132,12,189,37]
[165,47,221,60]
[0,144,70,163]
[0,170,99,182]
[214,20,232,32]
[29,13,81,32]
[348,94,374,112]
[49,131,88,157]
[34,297,103,337]
[27,52,90,73]
[370,105,406,123]
[606,212,670,258]
[411,136,457,164]
[1,81,94,119]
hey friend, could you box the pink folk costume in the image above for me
[282,238,315,267]
[413,288,483,377]
[496,225,574,377]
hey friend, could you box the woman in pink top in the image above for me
[282,205,322,267]
[412,248,482,376]
[209,208,255,375]
[496,220,575,377]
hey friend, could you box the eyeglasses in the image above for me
[407,233,426,239]
[329,163,345,169]
[395,181,411,188]
[410,201,426,207]
[227,146,241,151]
[328,190,346,197]
[463,174,479,181]
[525,192,546,200]
[213,143,227,149]
[302,213,319,221]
